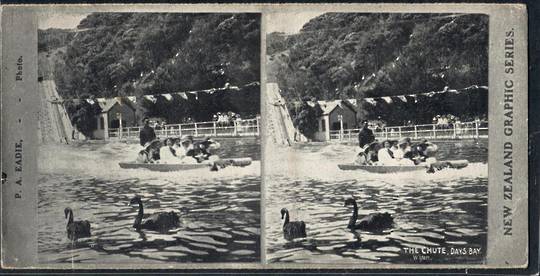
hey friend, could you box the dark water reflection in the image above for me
[265,140,487,264]
[38,138,260,263]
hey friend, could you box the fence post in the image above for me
[194,123,198,137]
[213,121,217,136]
[433,125,436,138]
[475,121,479,139]
[414,125,418,139]
[398,126,402,139]
[127,128,130,138]
[233,120,238,136]
[256,117,260,136]
[453,124,457,138]
[178,124,182,136]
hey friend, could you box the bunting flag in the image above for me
[381,96,393,104]
[163,94,173,101]
[144,95,157,103]
[361,85,486,105]
[365,98,377,106]
[78,81,259,105]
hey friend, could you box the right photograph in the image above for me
[264,12,489,264]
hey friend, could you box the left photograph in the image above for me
[37,12,261,263]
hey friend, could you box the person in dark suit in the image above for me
[139,117,156,147]
[358,120,375,149]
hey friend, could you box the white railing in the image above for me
[108,117,260,140]
[329,121,488,141]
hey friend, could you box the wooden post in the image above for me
[453,123,457,138]
[475,120,479,139]
[256,118,260,136]
[414,125,418,139]
[433,125,436,138]
[233,120,238,136]
[194,123,198,137]
[213,121,217,136]
[127,128,130,138]
[398,126,402,139]
[178,124,182,136]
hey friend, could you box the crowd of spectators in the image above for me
[212,111,242,126]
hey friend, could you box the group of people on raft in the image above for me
[137,117,221,166]
[355,120,439,167]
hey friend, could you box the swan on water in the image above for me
[64,207,91,240]
[280,208,307,240]
[344,197,393,231]
[129,196,180,232]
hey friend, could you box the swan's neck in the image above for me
[283,211,289,227]
[134,202,144,228]
[67,209,73,224]
[349,202,358,227]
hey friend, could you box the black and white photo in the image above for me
[265,12,489,264]
[37,12,261,263]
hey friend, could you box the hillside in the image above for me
[267,13,488,124]
[44,13,260,100]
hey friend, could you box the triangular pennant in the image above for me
[127,96,136,103]
[86,99,95,104]
[364,98,376,105]
[144,95,157,103]
[178,92,188,100]
[381,96,393,104]
[397,95,407,102]
[163,93,173,101]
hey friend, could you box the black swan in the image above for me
[344,198,393,231]
[129,196,179,232]
[280,208,307,240]
[64,207,91,240]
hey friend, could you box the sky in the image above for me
[266,12,325,34]
[37,11,323,33]
[38,12,90,29]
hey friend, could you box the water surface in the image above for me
[38,138,260,264]
[265,140,488,264]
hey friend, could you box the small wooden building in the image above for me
[312,100,357,141]
[93,98,137,139]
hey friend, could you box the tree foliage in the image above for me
[293,100,321,140]
[268,13,488,125]
[64,100,102,138]
[41,13,260,123]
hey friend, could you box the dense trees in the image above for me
[268,13,488,126]
[64,100,102,137]
[39,13,260,125]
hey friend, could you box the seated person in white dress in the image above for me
[377,140,400,165]
[174,135,198,164]
[393,138,415,165]
[159,138,182,164]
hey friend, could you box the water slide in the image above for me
[37,80,75,144]
[265,83,298,146]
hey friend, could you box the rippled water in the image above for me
[38,138,260,264]
[265,140,488,264]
